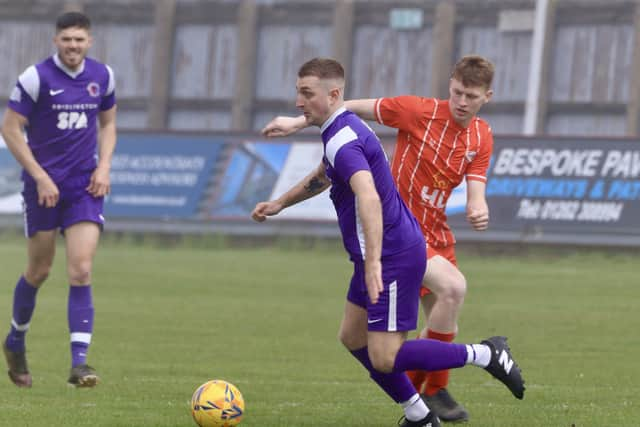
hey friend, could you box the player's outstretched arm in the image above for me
[344,99,378,121]
[251,161,330,222]
[1,109,59,207]
[349,170,383,304]
[261,99,378,137]
[261,115,308,137]
[466,180,489,231]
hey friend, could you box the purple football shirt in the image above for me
[7,54,116,186]
[321,107,424,260]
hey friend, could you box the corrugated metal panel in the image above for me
[478,113,524,136]
[0,21,55,93]
[546,113,626,136]
[172,25,237,99]
[550,25,633,103]
[169,110,231,131]
[84,0,155,24]
[116,109,148,130]
[457,26,531,102]
[175,1,238,25]
[255,26,332,100]
[351,26,433,98]
[91,24,155,98]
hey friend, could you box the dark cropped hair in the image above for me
[298,57,345,81]
[56,11,91,32]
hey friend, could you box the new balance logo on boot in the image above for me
[481,336,525,399]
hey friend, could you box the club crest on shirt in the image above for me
[465,150,477,162]
[432,171,449,190]
[87,82,100,97]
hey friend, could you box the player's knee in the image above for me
[451,273,467,303]
[338,329,359,351]
[368,347,396,373]
[68,261,92,285]
[25,267,50,286]
[441,272,467,307]
[338,329,349,348]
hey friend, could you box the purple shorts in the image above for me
[347,242,427,332]
[22,174,104,238]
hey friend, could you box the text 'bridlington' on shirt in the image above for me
[51,103,99,111]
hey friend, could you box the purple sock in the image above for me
[393,338,468,373]
[5,276,39,353]
[351,347,416,403]
[68,285,94,368]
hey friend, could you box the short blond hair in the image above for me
[451,55,494,89]
[298,57,344,81]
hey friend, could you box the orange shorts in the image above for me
[420,244,457,297]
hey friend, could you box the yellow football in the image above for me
[191,379,245,427]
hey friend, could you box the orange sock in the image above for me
[424,329,456,396]
[406,369,428,394]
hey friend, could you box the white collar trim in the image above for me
[53,54,85,78]
[320,106,347,134]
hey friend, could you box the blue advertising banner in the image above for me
[0,144,22,213]
[208,141,291,218]
[2,131,639,244]
[447,136,640,239]
[105,133,222,218]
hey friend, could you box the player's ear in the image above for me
[329,86,341,103]
[484,89,493,103]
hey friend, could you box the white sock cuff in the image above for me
[400,393,421,408]
[70,332,92,344]
[465,344,475,364]
[401,393,429,422]
[11,319,30,332]
[467,343,491,367]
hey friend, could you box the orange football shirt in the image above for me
[374,96,493,247]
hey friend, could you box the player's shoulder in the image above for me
[471,115,493,134]
[20,56,53,79]
[392,95,443,116]
[84,57,113,76]
[18,64,39,82]
[31,56,60,75]
[83,57,116,95]
[331,113,362,139]
[326,112,377,150]
[383,94,434,106]
[17,62,45,98]
[343,111,379,140]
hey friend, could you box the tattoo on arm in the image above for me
[304,177,326,194]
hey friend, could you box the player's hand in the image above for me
[251,201,284,222]
[467,207,489,231]
[261,116,306,137]
[87,165,111,197]
[35,175,59,208]
[364,259,383,304]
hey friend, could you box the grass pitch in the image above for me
[0,234,638,426]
